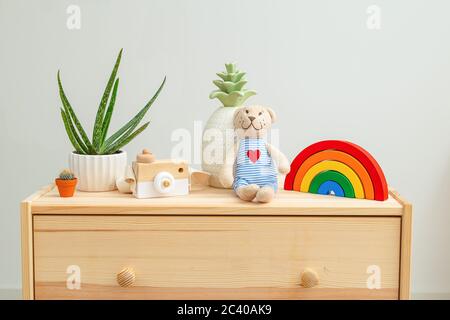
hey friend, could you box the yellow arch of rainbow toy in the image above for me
[299,160,365,199]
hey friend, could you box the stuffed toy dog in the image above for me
[223,105,290,203]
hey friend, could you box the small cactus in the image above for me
[59,169,75,180]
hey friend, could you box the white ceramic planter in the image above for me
[202,106,238,179]
[69,151,127,192]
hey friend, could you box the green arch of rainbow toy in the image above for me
[309,170,355,198]
[284,140,388,201]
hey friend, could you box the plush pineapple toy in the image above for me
[224,105,290,203]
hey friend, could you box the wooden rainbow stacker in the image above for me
[21,184,412,300]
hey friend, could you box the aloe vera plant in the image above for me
[209,63,256,107]
[58,49,165,155]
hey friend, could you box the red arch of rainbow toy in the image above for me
[284,140,388,201]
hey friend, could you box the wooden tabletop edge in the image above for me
[388,189,412,208]
[22,184,54,203]
[26,185,406,213]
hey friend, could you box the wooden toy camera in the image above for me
[132,149,189,198]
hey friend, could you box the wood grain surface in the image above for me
[30,186,403,216]
[34,215,400,300]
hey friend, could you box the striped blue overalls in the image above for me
[233,138,278,191]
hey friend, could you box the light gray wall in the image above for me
[0,0,449,295]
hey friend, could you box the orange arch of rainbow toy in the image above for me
[284,140,388,201]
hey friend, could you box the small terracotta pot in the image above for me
[55,178,78,197]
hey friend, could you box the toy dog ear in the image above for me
[266,107,277,123]
[233,106,244,123]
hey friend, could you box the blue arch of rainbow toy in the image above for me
[317,181,345,197]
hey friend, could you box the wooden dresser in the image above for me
[21,185,411,300]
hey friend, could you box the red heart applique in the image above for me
[246,149,261,163]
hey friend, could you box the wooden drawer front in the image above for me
[33,215,400,299]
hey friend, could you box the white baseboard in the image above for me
[0,288,21,300]
[412,292,450,300]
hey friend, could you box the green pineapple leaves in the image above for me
[58,49,165,155]
[210,63,256,107]
[212,80,247,93]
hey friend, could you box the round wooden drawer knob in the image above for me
[117,267,136,287]
[300,268,319,288]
